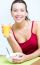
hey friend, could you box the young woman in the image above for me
[2,0,40,63]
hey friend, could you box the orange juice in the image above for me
[2,25,11,37]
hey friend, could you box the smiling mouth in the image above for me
[15,16,23,20]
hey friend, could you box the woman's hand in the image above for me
[11,53,27,63]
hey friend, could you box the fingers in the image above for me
[12,58,23,64]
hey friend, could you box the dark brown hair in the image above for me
[11,0,29,20]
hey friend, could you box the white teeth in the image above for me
[16,16,22,20]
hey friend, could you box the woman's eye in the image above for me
[13,9,18,12]
[21,9,24,12]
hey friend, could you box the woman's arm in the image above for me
[7,30,22,53]
[24,49,40,61]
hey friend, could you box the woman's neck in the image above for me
[15,20,27,29]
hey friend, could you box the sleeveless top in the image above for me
[12,21,38,55]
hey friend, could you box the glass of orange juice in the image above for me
[2,24,11,37]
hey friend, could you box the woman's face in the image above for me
[11,3,27,23]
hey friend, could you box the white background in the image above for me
[0,0,40,55]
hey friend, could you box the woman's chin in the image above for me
[15,20,23,23]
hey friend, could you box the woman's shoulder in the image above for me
[33,21,40,32]
[31,20,38,33]
[33,21,40,28]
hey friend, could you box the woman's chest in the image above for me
[14,27,31,43]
